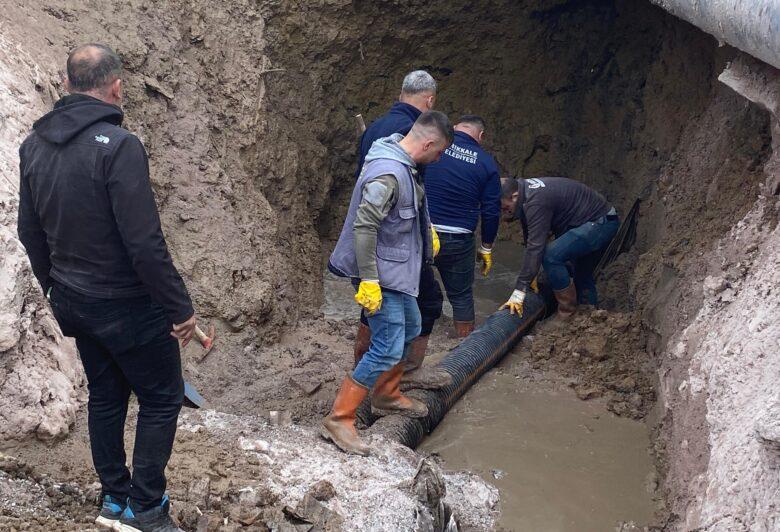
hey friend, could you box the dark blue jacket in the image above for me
[423,131,501,244]
[355,101,421,177]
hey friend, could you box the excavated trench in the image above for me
[302,0,773,529]
[313,1,770,530]
[0,0,777,530]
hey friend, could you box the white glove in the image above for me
[501,289,526,315]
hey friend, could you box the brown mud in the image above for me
[419,369,659,531]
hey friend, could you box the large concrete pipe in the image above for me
[651,0,780,70]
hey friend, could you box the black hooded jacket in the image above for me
[17,94,193,324]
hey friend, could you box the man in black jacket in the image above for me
[17,43,190,532]
[499,177,619,319]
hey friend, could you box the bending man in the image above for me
[499,177,619,318]
[326,112,454,455]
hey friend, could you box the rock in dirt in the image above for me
[143,76,174,100]
[582,335,609,361]
[614,376,637,393]
[703,275,728,296]
[754,403,780,452]
[187,476,211,509]
[290,376,322,396]
[575,386,603,401]
[307,480,336,502]
[283,493,344,528]
[413,458,447,508]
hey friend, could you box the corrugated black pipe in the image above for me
[366,290,550,448]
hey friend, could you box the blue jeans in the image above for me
[359,263,442,336]
[542,216,620,305]
[352,289,421,388]
[48,282,183,512]
[434,232,476,322]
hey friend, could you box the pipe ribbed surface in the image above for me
[651,0,780,70]
[370,291,547,448]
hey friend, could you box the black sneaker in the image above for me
[95,494,126,530]
[115,495,182,532]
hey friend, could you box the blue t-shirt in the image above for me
[423,131,501,244]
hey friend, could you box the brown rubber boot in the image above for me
[321,375,371,456]
[553,281,578,320]
[352,322,371,368]
[401,335,428,373]
[400,335,452,391]
[453,320,474,338]
[371,364,429,418]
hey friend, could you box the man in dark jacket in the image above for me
[351,70,447,389]
[17,43,190,532]
[354,70,437,177]
[499,177,619,319]
[424,115,501,338]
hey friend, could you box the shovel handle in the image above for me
[355,113,366,134]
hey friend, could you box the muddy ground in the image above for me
[1,0,779,529]
[0,310,659,531]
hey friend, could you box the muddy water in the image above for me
[321,241,656,530]
[419,371,657,531]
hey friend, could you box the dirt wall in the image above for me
[0,30,84,443]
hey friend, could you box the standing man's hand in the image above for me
[431,226,441,257]
[477,244,493,276]
[355,280,382,315]
[500,289,526,316]
[171,314,197,347]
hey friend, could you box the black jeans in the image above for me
[48,282,183,512]
[359,263,443,336]
[433,232,476,322]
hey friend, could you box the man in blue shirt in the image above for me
[355,71,436,177]
[351,71,448,390]
[423,116,501,338]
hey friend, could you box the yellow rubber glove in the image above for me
[500,289,526,316]
[355,280,382,315]
[477,245,493,276]
[431,226,440,257]
[530,277,539,293]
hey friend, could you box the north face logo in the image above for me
[94,135,110,144]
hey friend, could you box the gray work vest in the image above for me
[329,158,433,297]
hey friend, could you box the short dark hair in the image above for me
[66,43,122,92]
[457,114,486,130]
[501,177,520,199]
[414,110,454,145]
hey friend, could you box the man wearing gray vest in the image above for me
[325,111,454,455]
